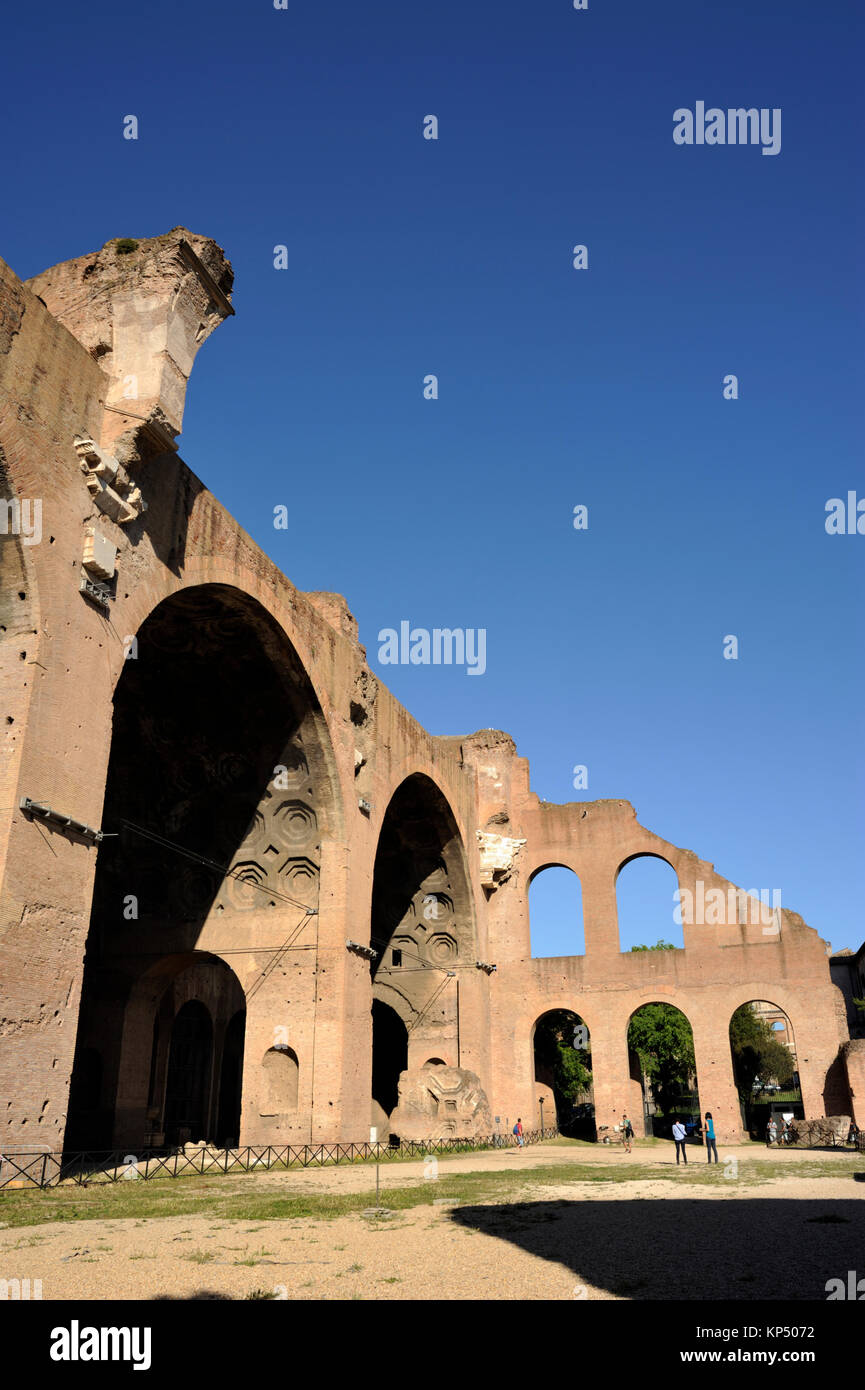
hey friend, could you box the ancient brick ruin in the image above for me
[1,229,861,1159]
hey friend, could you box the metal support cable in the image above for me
[407,973,455,1035]
[119,818,315,914]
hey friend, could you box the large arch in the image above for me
[368,773,476,1130]
[64,583,341,1151]
[531,1008,594,1137]
[729,998,803,1138]
[627,1000,701,1140]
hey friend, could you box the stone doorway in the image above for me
[163,1000,213,1145]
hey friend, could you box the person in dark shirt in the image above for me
[621,1113,633,1152]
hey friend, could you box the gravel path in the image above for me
[1,1144,861,1301]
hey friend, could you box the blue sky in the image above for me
[3,0,862,952]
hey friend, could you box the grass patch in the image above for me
[0,1151,860,1231]
[234,1246,276,1265]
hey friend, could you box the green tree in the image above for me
[627,1004,695,1115]
[630,940,676,952]
[729,1005,795,1099]
[533,1011,592,1111]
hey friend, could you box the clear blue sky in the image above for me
[3,0,862,953]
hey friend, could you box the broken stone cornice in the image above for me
[477,827,527,891]
[26,229,234,455]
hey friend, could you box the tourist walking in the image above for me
[672,1117,688,1165]
[766,1116,778,1147]
[513,1117,524,1148]
[704,1110,718,1163]
[621,1113,633,1153]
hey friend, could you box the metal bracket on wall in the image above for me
[79,573,113,610]
[346,939,377,960]
[19,798,104,844]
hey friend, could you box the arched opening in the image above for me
[729,1000,803,1138]
[371,1000,408,1138]
[65,584,338,1152]
[108,952,247,1150]
[616,854,682,952]
[369,774,476,1136]
[260,1044,299,1117]
[529,866,585,957]
[627,1002,700,1140]
[532,1010,594,1138]
[164,1001,214,1145]
[216,1008,246,1146]
[423,1057,446,1068]
[64,1049,104,1151]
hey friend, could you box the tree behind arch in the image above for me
[627,1004,695,1115]
[534,1011,592,1107]
[729,1004,795,1099]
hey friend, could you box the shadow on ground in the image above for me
[152,1291,230,1300]
[450,1195,865,1300]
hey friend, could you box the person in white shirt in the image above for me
[672,1118,688,1165]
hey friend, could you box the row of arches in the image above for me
[532,1000,803,1139]
[529,858,717,957]
[59,578,804,1153]
[529,858,783,958]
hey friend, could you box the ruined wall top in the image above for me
[26,228,234,457]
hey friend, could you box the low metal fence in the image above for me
[0,1126,559,1191]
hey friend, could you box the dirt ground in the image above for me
[1,1142,862,1301]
